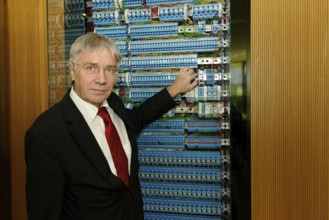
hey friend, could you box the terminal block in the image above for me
[116,72,177,87]
[94,26,128,39]
[119,57,129,70]
[64,29,85,42]
[192,3,221,20]
[117,71,222,87]
[186,135,221,149]
[121,87,181,102]
[124,8,152,23]
[92,0,116,10]
[137,134,185,149]
[139,151,221,167]
[198,102,225,118]
[93,10,121,26]
[198,56,230,65]
[174,102,198,115]
[115,41,128,55]
[178,21,229,36]
[130,72,176,86]
[130,54,198,70]
[129,37,219,55]
[186,120,221,132]
[118,0,143,7]
[158,5,188,22]
[141,119,185,134]
[65,14,85,28]
[144,212,221,220]
[145,0,192,6]
[143,197,222,216]
[140,182,223,200]
[129,23,178,39]
[139,166,221,182]
[198,69,220,86]
[185,86,222,102]
[65,0,85,12]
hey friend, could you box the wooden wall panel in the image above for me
[0,0,11,219]
[7,0,48,219]
[251,1,329,219]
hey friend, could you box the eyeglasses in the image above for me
[73,63,118,77]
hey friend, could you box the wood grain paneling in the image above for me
[7,0,48,219]
[0,0,11,219]
[251,1,329,219]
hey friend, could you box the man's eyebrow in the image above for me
[82,62,117,68]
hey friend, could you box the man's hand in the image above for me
[167,67,198,98]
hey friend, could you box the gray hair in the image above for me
[69,32,122,67]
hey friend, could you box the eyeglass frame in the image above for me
[72,62,118,77]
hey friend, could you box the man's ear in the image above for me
[69,63,75,81]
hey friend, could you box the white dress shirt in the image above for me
[70,88,131,175]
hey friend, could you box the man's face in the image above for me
[70,48,117,107]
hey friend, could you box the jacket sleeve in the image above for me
[25,129,65,220]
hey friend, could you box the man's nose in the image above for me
[95,69,106,83]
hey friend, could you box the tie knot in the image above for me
[97,107,110,122]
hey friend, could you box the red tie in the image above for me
[97,107,129,187]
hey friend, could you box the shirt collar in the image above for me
[70,87,110,123]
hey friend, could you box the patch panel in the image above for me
[94,26,128,39]
[124,8,152,23]
[65,14,85,28]
[186,120,221,132]
[93,10,121,26]
[65,0,85,12]
[186,135,221,149]
[185,86,222,102]
[140,182,223,199]
[143,197,222,216]
[158,5,187,22]
[130,54,198,70]
[129,37,219,55]
[92,0,116,10]
[115,41,128,55]
[145,0,193,6]
[129,23,179,39]
[119,0,143,7]
[137,135,185,149]
[192,3,221,20]
[144,212,221,220]
[139,151,221,167]
[141,119,185,134]
[139,166,221,182]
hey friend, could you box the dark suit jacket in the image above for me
[25,88,176,220]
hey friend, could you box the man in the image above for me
[25,32,197,220]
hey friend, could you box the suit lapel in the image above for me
[61,92,125,187]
